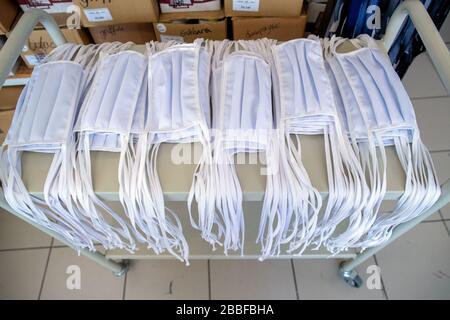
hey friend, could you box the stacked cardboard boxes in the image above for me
[159,0,221,13]
[226,0,307,41]
[89,23,156,44]
[15,0,91,67]
[0,0,20,35]
[75,0,159,44]
[153,0,227,43]
[73,0,159,27]
[153,10,227,43]
[16,0,73,26]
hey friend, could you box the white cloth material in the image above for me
[42,43,140,251]
[325,35,440,250]
[121,39,212,263]
[269,37,368,256]
[0,60,90,248]
[1,39,441,260]
[61,49,149,252]
[206,39,276,255]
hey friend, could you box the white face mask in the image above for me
[120,39,211,264]
[0,60,91,248]
[205,39,276,255]
[268,37,368,256]
[118,66,166,253]
[59,50,149,252]
[325,35,440,249]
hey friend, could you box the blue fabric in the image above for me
[325,0,450,77]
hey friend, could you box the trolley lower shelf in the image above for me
[20,135,406,260]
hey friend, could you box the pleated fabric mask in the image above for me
[59,49,149,252]
[41,43,141,251]
[205,39,277,255]
[325,35,440,250]
[0,59,90,248]
[123,39,212,263]
[268,37,368,256]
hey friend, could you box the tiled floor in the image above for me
[1,15,450,301]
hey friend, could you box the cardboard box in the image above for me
[154,10,227,43]
[159,0,221,13]
[89,23,156,44]
[0,110,15,145]
[73,0,159,27]
[21,27,91,67]
[0,0,21,34]
[232,14,307,41]
[16,0,74,27]
[225,0,303,17]
[0,86,23,111]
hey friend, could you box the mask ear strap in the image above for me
[324,50,382,251]
[360,130,441,247]
[143,49,190,263]
[45,43,78,62]
[191,40,235,252]
[193,38,204,48]
[1,146,88,247]
[261,42,323,258]
[147,138,189,263]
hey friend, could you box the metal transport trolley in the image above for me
[0,0,449,288]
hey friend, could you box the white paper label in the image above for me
[160,35,184,43]
[233,0,260,12]
[83,8,113,22]
[156,23,167,33]
[24,55,44,66]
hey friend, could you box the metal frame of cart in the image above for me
[0,0,449,287]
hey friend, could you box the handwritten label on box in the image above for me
[233,0,260,12]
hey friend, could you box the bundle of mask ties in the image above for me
[0,36,440,264]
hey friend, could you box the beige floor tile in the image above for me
[413,97,450,152]
[210,260,297,300]
[40,247,124,300]
[441,208,450,221]
[431,151,450,220]
[444,220,450,234]
[293,258,385,300]
[432,151,450,184]
[0,209,52,250]
[376,222,450,299]
[402,52,448,99]
[0,249,49,300]
[124,260,208,300]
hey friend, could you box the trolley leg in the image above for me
[77,249,129,277]
[339,179,450,288]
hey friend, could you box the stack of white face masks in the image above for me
[122,39,212,264]
[42,42,140,251]
[1,44,137,250]
[1,37,441,260]
[206,39,278,255]
[267,36,369,256]
[324,35,440,250]
[65,47,150,252]
[0,47,91,248]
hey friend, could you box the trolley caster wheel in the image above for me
[113,260,129,277]
[339,262,363,288]
[343,275,363,288]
